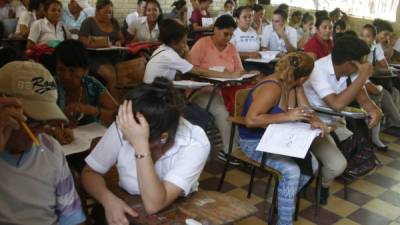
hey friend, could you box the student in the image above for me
[189,15,243,162]
[303,35,382,186]
[168,0,188,26]
[144,19,231,83]
[79,0,124,95]
[230,6,260,59]
[251,4,266,35]
[289,10,302,28]
[62,0,89,36]
[27,0,71,49]
[314,10,328,20]
[127,0,162,42]
[125,0,147,26]
[297,12,314,50]
[372,19,394,60]
[218,0,235,17]
[333,19,346,37]
[190,0,213,41]
[261,9,297,53]
[276,3,288,15]
[81,77,210,224]
[239,52,323,225]
[76,0,95,17]
[0,0,13,20]
[54,39,118,126]
[303,16,333,60]
[0,61,86,225]
[360,24,388,69]
[15,0,45,38]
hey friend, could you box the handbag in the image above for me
[88,36,111,48]
[115,57,147,86]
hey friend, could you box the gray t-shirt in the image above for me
[0,134,85,225]
[79,17,121,43]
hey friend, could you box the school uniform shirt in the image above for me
[85,119,210,196]
[127,16,159,42]
[62,7,88,31]
[15,3,26,18]
[144,44,193,83]
[230,27,260,52]
[82,6,95,18]
[260,24,297,52]
[303,54,359,123]
[368,43,385,65]
[303,33,333,60]
[28,18,71,45]
[125,11,139,25]
[15,10,36,33]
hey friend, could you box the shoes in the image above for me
[217,151,241,166]
[320,187,330,205]
[373,144,388,152]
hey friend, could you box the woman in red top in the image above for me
[303,16,333,60]
[190,0,213,40]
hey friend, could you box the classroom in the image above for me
[1,0,400,224]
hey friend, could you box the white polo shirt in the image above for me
[28,18,71,44]
[230,27,260,52]
[85,119,210,196]
[261,24,297,52]
[144,44,193,83]
[367,43,385,64]
[16,10,36,33]
[125,11,139,25]
[303,55,358,108]
[127,16,159,42]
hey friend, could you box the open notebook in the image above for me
[61,123,107,155]
[245,51,280,64]
[256,122,321,159]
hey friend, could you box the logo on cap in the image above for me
[32,77,57,94]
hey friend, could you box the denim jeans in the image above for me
[240,138,318,225]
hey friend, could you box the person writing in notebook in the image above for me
[81,78,210,225]
[240,52,340,225]
[0,61,86,225]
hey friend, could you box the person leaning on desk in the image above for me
[81,77,210,225]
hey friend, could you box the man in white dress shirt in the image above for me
[261,8,297,53]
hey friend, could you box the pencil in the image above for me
[21,122,40,146]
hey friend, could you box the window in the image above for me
[271,0,399,22]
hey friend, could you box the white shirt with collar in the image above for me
[367,43,385,64]
[125,11,139,25]
[127,16,159,42]
[82,7,95,18]
[144,44,193,83]
[260,24,297,52]
[85,119,210,196]
[16,10,36,33]
[230,27,260,52]
[303,55,358,122]
[28,18,70,44]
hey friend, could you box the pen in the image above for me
[20,121,40,146]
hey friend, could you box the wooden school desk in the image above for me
[104,168,258,225]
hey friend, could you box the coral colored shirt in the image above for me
[303,34,333,60]
[188,36,244,72]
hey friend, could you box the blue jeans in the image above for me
[240,138,318,225]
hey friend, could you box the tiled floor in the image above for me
[199,131,400,225]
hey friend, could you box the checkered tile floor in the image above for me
[199,132,400,225]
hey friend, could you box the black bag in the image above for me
[182,102,214,131]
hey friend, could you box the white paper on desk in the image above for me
[87,46,129,51]
[201,17,214,27]
[256,122,321,159]
[259,51,280,60]
[173,80,212,89]
[204,71,259,82]
[61,123,107,156]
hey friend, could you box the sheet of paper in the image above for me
[87,46,129,51]
[173,80,212,89]
[201,17,214,27]
[256,122,321,159]
[61,123,107,155]
[203,72,259,82]
[259,50,280,60]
